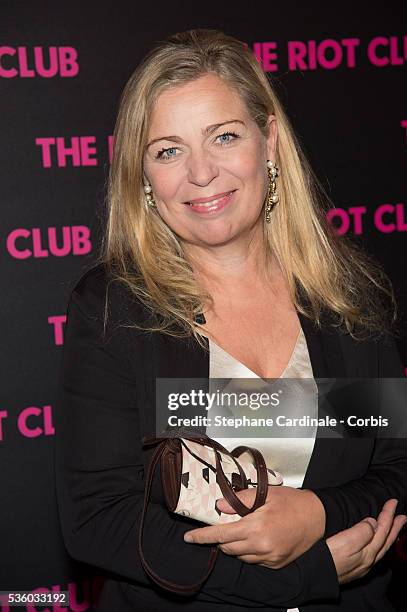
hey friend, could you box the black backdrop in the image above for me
[1,1,407,610]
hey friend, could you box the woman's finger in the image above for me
[216,490,256,514]
[374,515,407,563]
[218,539,261,557]
[337,565,370,585]
[238,554,263,564]
[216,498,236,514]
[184,520,247,545]
[338,513,407,584]
[362,517,378,535]
[368,499,399,555]
[338,518,377,553]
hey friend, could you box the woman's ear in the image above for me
[266,115,278,160]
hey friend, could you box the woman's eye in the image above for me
[156,147,179,160]
[216,131,240,145]
[154,132,239,159]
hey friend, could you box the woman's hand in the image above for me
[183,485,326,568]
[326,498,407,584]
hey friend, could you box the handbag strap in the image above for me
[214,444,269,516]
[179,435,269,518]
[231,445,269,512]
[138,438,219,595]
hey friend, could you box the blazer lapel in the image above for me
[298,310,346,379]
[298,311,352,488]
[152,333,209,378]
[151,332,210,435]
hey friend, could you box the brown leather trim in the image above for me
[139,433,270,595]
[138,437,218,595]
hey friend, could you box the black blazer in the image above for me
[54,263,407,612]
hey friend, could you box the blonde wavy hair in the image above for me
[97,28,397,347]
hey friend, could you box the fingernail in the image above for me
[184,533,193,543]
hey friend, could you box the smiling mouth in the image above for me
[185,190,236,207]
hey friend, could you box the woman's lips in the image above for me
[185,190,236,214]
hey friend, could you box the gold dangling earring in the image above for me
[143,181,157,209]
[265,160,279,223]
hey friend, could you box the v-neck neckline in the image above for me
[203,326,303,381]
[189,308,346,381]
[153,308,346,381]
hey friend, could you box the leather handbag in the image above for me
[138,430,283,595]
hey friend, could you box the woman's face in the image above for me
[143,73,277,248]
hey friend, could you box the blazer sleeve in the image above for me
[308,333,407,538]
[54,283,339,609]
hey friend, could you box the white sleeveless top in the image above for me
[205,326,318,612]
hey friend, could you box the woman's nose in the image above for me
[186,149,219,186]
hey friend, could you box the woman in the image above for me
[55,29,407,611]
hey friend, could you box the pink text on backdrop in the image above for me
[0,406,55,441]
[373,203,407,233]
[108,135,114,163]
[7,226,91,259]
[287,38,360,70]
[367,36,407,67]
[36,137,97,167]
[401,120,407,146]
[0,577,104,611]
[252,42,279,71]
[0,411,8,442]
[48,315,67,346]
[327,203,407,234]
[253,35,407,71]
[0,47,79,78]
[17,405,55,438]
[327,207,366,235]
